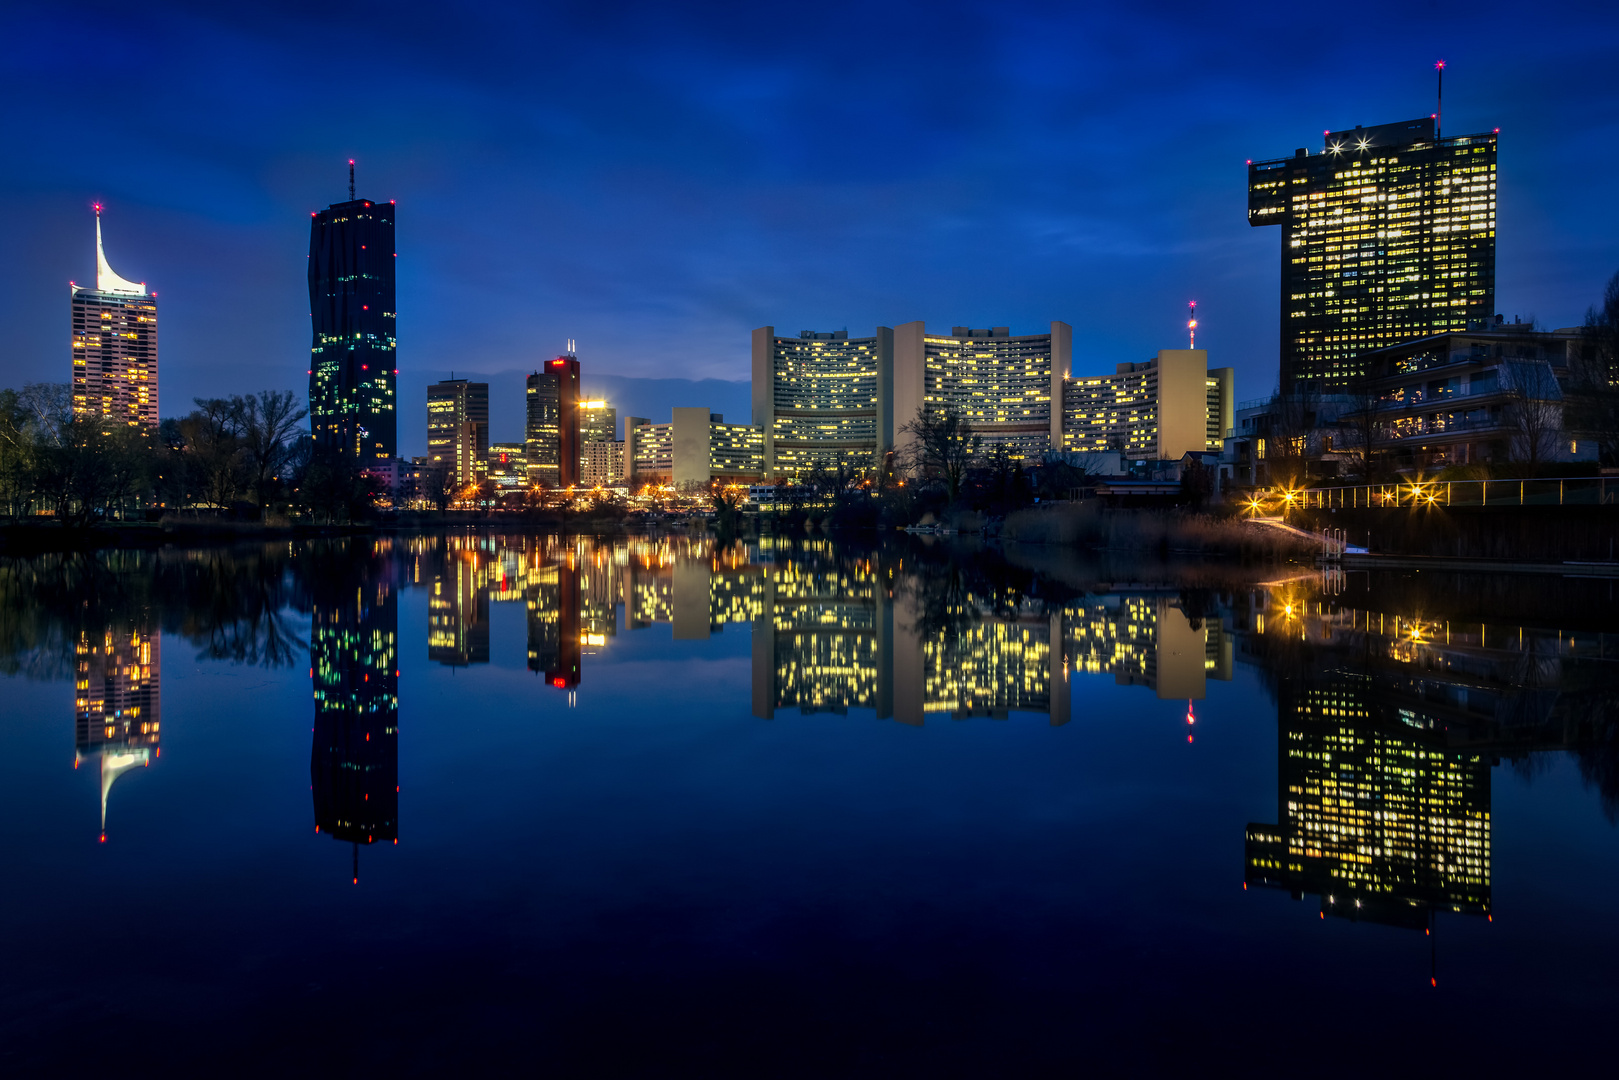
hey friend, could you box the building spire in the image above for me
[1187,301,1198,349]
[349,159,355,201]
[93,205,145,296]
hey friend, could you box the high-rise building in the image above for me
[308,180,397,462]
[580,399,616,444]
[526,355,580,488]
[578,398,621,485]
[1248,117,1497,392]
[893,323,1071,462]
[1063,350,1234,459]
[426,379,488,488]
[71,207,157,430]
[74,625,160,841]
[752,328,895,479]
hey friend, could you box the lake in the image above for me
[2,534,1616,1075]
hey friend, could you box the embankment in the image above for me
[1295,504,1619,562]
[1003,502,1316,561]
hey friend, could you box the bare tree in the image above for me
[183,398,245,508]
[1267,385,1319,488]
[235,390,309,517]
[1501,360,1564,473]
[1569,269,1619,466]
[1339,369,1388,480]
[899,406,980,501]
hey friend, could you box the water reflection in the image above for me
[309,544,400,880]
[1236,581,1619,942]
[74,626,160,842]
[4,536,1617,943]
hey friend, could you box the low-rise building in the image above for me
[487,442,527,491]
[1062,349,1233,461]
[582,440,625,487]
[1359,324,1594,472]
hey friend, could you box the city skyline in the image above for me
[5,3,1617,460]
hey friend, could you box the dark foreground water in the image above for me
[2,534,1617,1076]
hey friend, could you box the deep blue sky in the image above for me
[4,0,1616,454]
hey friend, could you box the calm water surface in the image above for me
[2,534,1617,1075]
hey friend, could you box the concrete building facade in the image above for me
[628,409,764,488]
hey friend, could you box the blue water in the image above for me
[1,536,1616,1075]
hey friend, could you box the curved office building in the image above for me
[752,328,893,479]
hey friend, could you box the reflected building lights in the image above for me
[74,627,160,841]
[311,550,400,880]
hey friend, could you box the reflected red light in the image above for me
[393,838,398,844]
[1319,912,1324,919]
[1431,977,1437,987]
[99,832,106,843]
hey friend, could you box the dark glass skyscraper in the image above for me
[525,354,580,488]
[308,190,397,462]
[1248,118,1497,392]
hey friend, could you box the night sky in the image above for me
[4,1,1616,455]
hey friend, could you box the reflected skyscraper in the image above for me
[1245,676,1491,928]
[310,551,399,879]
[74,627,160,841]
[428,548,489,667]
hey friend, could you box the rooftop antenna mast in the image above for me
[1187,301,1198,349]
[1435,60,1445,140]
[349,159,355,200]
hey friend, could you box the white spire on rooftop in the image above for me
[94,205,145,296]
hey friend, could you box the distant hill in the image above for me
[397,368,751,455]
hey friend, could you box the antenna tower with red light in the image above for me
[1187,301,1198,349]
[1435,60,1445,140]
[349,159,355,201]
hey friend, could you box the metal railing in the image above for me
[1293,477,1617,509]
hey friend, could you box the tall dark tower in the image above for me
[524,353,581,488]
[308,165,397,462]
[1248,118,1497,392]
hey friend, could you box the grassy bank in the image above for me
[1003,502,1316,561]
